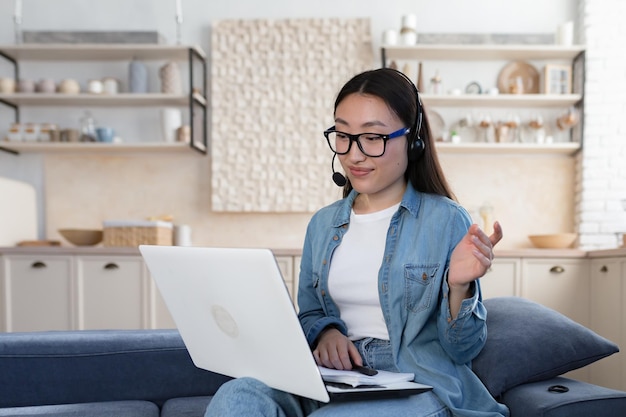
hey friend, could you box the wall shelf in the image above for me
[0,141,204,155]
[0,44,208,155]
[435,142,580,155]
[381,44,586,62]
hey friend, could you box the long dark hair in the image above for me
[334,68,455,201]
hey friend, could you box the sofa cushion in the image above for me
[501,377,626,417]
[161,396,214,417]
[0,329,232,408]
[0,400,159,417]
[472,297,619,397]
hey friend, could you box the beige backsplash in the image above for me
[45,152,575,250]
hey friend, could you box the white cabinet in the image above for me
[0,44,207,156]
[0,250,299,332]
[521,258,590,326]
[75,256,149,330]
[588,257,626,391]
[480,257,520,299]
[0,254,74,332]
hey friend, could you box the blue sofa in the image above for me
[1,297,626,416]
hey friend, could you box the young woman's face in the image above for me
[334,93,409,204]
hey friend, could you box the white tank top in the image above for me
[328,203,399,341]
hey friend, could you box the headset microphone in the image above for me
[331,153,347,187]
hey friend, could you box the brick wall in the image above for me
[577,0,626,249]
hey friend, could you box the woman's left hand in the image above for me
[448,221,503,288]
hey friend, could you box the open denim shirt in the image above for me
[297,185,509,416]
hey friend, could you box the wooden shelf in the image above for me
[0,92,206,107]
[0,44,206,61]
[422,93,582,108]
[435,141,581,155]
[0,141,205,155]
[382,44,586,61]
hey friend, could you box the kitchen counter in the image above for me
[0,246,303,257]
[1,246,625,258]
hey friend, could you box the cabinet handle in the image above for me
[31,261,47,269]
[103,263,119,270]
[600,265,609,273]
[549,266,565,274]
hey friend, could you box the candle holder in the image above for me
[13,14,22,44]
[175,15,182,45]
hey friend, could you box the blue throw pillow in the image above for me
[473,297,619,398]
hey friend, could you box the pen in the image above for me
[351,364,378,376]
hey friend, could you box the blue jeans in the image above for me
[204,338,451,417]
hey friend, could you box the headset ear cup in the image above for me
[408,136,425,161]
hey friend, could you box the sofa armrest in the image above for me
[0,329,232,408]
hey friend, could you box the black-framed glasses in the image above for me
[323,126,410,157]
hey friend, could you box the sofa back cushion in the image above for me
[0,329,232,408]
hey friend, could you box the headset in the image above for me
[398,69,425,162]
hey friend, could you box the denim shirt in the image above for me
[297,185,509,417]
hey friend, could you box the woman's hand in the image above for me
[313,327,362,370]
[448,221,503,288]
[447,222,503,318]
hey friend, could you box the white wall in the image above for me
[0,0,580,249]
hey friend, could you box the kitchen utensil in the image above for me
[0,77,16,93]
[497,61,540,94]
[0,177,38,246]
[96,127,115,143]
[58,228,103,246]
[17,79,35,93]
[161,107,182,143]
[528,233,577,249]
[36,78,56,93]
[102,77,120,94]
[58,79,80,94]
[87,79,103,94]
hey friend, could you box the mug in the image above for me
[87,79,104,94]
[102,77,120,94]
[17,79,35,93]
[96,127,115,143]
[0,77,16,93]
[36,78,56,93]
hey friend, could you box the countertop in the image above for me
[1,246,625,258]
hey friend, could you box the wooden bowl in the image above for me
[58,229,103,246]
[528,233,577,249]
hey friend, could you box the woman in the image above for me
[206,68,508,417]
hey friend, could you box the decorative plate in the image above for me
[497,61,540,94]
[425,108,445,142]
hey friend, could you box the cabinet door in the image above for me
[521,258,590,326]
[76,256,148,330]
[1,255,74,332]
[522,258,590,382]
[588,258,623,390]
[146,264,176,329]
[275,255,294,302]
[480,258,519,299]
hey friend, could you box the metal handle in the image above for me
[31,261,47,269]
[549,266,565,274]
[600,265,608,273]
[103,263,119,270]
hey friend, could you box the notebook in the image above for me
[139,245,432,403]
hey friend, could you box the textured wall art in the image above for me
[211,18,373,212]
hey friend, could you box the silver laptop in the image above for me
[139,245,432,403]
